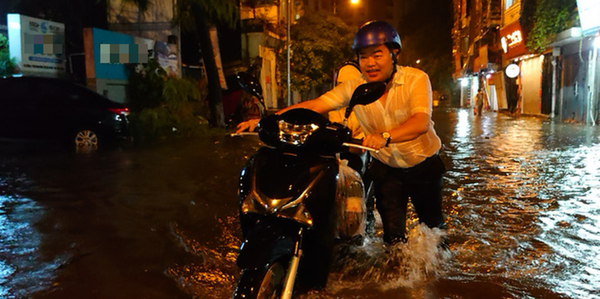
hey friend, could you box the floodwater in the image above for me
[1,106,600,299]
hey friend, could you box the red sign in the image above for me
[499,21,528,60]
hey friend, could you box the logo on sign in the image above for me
[501,30,522,53]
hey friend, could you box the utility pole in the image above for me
[287,0,291,106]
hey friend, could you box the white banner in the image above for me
[7,14,66,76]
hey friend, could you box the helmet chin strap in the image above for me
[384,64,397,86]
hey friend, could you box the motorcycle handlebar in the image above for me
[230,132,259,137]
[230,133,378,153]
[342,140,379,153]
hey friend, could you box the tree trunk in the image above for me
[197,13,226,127]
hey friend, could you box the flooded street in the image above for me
[1,106,600,299]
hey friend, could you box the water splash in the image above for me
[167,216,240,299]
[326,224,450,294]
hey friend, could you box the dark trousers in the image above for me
[367,153,447,244]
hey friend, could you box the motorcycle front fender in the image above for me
[236,218,303,269]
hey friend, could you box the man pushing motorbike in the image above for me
[236,20,447,247]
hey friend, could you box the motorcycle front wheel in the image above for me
[233,260,288,299]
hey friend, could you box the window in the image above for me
[505,0,514,10]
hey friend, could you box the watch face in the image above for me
[382,132,391,139]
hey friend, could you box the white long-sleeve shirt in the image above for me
[320,66,442,168]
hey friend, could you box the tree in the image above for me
[126,59,207,142]
[0,34,20,77]
[525,0,578,53]
[278,8,355,98]
[175,0,239,128]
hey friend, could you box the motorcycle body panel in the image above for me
[236,217,300,269]
[237,146,340,289]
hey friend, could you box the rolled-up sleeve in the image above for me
[408,72,433,116]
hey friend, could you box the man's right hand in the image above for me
[235,118,260,133]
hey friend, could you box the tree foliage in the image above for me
[278,9,356,95]
[526,0,578,53]
[127,59,208,142]
[0,34,20,77]
[175,0,238,30]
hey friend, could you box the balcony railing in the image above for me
[242,18,268,33]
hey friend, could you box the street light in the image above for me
[334,0,360,15]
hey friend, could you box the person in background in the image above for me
[328,60,364,139]
[236,20,447,246]
[474,87,486,116]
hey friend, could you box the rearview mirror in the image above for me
[345,81,387,119]
[236,71,266,117]
[236,72,263,99]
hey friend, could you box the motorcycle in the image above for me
[231,72,386,299]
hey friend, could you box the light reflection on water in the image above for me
[536,143,600,299]
[0,194,68,297]
[169,109,600,299]
[1,108,600,298]
[443,109,600,299]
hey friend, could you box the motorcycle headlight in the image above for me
[277,120,319,146]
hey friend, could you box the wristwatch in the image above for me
[381,132,391,147]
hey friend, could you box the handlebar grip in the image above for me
[348,138,364,145]
[230,132,259,137]
[342,142,379,153]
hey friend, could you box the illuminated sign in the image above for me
[577,0,600,36]
[505,63,520,78]
[501,30,523,53]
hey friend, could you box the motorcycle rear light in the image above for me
[109,108,130,115]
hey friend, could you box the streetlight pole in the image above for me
[287,0,291,106]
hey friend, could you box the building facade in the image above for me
[453,0,600,125]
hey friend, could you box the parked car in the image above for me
[0,76,131,150]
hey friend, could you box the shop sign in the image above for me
[499,22,528,60]
[501,30,522,53]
